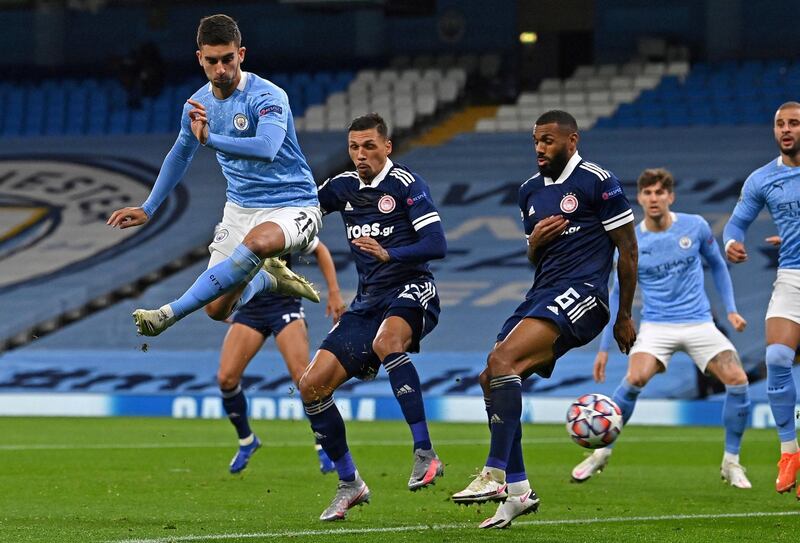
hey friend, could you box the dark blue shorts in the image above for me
[232,293,305,338]
[319,279,440,380]
[497,282,610,378]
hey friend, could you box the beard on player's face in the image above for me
[778,136,800,158]
[538,145,569,178]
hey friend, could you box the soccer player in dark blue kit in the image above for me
[452,110,638,529]
[297,113,447,521]
[220,237,345,475]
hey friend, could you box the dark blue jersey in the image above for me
[318,159,442,297]
[519,153,633,296]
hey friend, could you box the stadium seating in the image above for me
[475,60,689,132]
[295,65,467,133]
[597,59,800,128]
[0,70,354,137]
[476,58,800,131]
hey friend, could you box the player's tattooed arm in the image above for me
[607,222,637,354]
[527,215,569,264]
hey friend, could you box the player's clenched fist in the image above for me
[725,240,747,263]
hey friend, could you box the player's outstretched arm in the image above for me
[313,240,346,323]
[108,107,200,228]
[607,222,637,354]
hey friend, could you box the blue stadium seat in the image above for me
[44,90,67,135]
[23,88,46,136]
[107,109,129,134]
[304,81,325,106]
[128,104,151,134]
[2,86,24,136]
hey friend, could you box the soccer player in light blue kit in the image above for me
[724,101,800,496]
[572,168,752,488]
[107,14,320,337]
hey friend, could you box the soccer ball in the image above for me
[566,393,622,449]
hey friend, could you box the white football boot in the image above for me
[721,460,752,489]
[132,305,176,337]
[571,449,611,482]
[479,488,540,529]
[451,468,508,504]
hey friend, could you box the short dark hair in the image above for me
[347,113,389,138]
[637,168,675,193]
[535,110,578,132]
[197,14,241,48]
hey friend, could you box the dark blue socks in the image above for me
[304,395,356,481]
[486,396,526,481]
[485,375,522,471]
[221,384,252,440]
[384,353,432,450]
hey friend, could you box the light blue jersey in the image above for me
[600,213,737,350]
[724,156,800,269]
[142,71,317,217]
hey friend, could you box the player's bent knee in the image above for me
[243,224,286,258]
[720,367,749,386]
[372,335,404,361]
[625,372,650,388]
[204,303,230,321]
[217,371,239,391]
[298,372,333,402]
[487,349,518,377]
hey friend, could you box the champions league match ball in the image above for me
[566,393,623,449]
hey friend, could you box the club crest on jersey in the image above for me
[560,193,579,213]
[679,236,692,249]
[378,195,396,213]
[213,228,229,243]
[233,113,249,131]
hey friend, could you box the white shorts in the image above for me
[208,203,322,266]
[629,321,736,373]
[766,269,800,325]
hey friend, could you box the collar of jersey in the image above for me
[776,156,800,169]
[358,158,393,190]
[640,211,678,232]
[206,71,249,97]
[543,152,582,185]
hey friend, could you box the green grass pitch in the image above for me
[1,417,798,542]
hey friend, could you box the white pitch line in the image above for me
[0,434,770,452]
[111,511,800,543]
